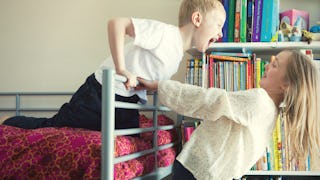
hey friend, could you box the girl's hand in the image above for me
[117,70,137,90]
[135,77,159,91]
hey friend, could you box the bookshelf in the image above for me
[187,41,320,57]
[181,0,320,178]
[185,43,320,179]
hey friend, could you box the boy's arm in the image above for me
[108,17,136,89]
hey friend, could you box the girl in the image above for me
[137,49,320,179]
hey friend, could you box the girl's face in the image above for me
[192,9,225,52]
[260,51,290,95]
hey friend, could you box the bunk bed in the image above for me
[0,68,181,179]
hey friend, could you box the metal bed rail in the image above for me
[102,69,181,180]
[0,70,181,180]
[0,92,73,116]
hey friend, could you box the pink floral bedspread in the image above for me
[0,115,177,180]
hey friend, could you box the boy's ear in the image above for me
[191,11,202,28]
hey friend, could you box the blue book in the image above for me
[260,0,274,42]
[222,0,229,42]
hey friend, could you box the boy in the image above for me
[2,0,226,131]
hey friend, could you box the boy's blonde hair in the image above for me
[178,0,224,27]
[282,50,320,169]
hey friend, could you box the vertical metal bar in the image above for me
[152,92,159,179]
[101,69,115,180]
[16,94,20,116]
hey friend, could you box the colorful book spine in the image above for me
[209,57,214,88]
[276,115,283,170]
[271,0,280,41]
[219,62,225,89]
[211,51,252,57]
[184,126,195,142]
[240,0,247,42]
[199,59,203,87]
[234,0,241,42]
[246,58,252,89]
[273,116,280,170]
[260,0,274,42]
[246,0,254,42]
[240,62,246,90]
[233,62,239,91]
[201,53,207,88]
[186,59,191,84]
[222,0,229,42]
[210,54,249,62]
[252,0,263,42]
[189,59,194,85]
[194,59,200,86]
[254,58,261,88]
[228,0,236,42]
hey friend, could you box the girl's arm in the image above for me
[108,17,136,89]
[158,80,268,125]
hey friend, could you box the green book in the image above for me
[227,0,236,42]
[240,0,247,42]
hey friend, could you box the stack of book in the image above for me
[221,0,279,43]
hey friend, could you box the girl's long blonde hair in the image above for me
[282,50,320,169]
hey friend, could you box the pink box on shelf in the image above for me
[280,9,309,30]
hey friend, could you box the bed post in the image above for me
[101,69,115,180]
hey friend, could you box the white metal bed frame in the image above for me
[0,68,182,180]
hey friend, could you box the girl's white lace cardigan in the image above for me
[158,80,278,180]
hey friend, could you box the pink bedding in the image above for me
[0,115,177,180]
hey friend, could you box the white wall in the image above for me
[0,0,319,93]
[0,0,182,92]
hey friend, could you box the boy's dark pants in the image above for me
[172,159,196,180]
[3,74,140,131]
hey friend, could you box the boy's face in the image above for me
[193,9,225,52]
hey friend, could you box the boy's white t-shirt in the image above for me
[95,18,183,103]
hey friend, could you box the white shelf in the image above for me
[187,41,320,57]
[245,170,320,176]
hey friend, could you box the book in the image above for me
[240,0,247,42]
[189,59,195,85]
[271,0,280,41]
[252,0,263,42]
[208,56,214,88]
[221,0,229,42]
[194,58,200,86]
[211,51,252,58]
[254,57,261,88]
[227,0,236,42]
[234,0,241,42]
[246,0,254,42]
[260,0,274,42]
[210,54,250,62]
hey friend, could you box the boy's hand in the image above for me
[135,77,159,91]
[117,70,137,90]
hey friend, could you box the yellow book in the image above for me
[254,58,261,88]
[273,115,280,170]
[276,115,283,170]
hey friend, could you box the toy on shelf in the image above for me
[302,21,320,44]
